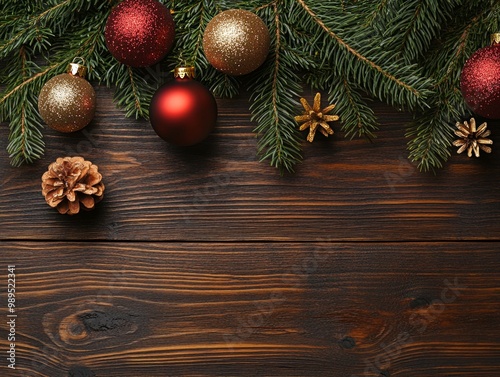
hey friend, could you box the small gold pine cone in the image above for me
[41,157,105,215]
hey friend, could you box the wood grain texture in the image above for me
[1,86,499,241]
[1,242,499,377]
[1,79,499,377]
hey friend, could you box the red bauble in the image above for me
[150,67,217,146]
[460,40,500,119]
[105,0,175,67]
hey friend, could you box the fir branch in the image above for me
[36,0,73,22]
[364,0,390,26]
[427,0,500,84]
[297,0,416,97]
[128,66,143,115]
[407,0,500,171]
[1,0,500,172]
[0,23,52,58]
[0,0,104,58]
[438,31,472,87]
[406,93,464,172]
[368,0,460,64]
[333,78,379,140]
[297,0,433,109]
[3,47,45,166]
[271,5,284,146]
[0,63,58,107]
[306,71,378,140]
[7,91,45,166]
[250,0,302,173]
[112,65,155,119]
[209,72,240,98]
[171,0,219,69]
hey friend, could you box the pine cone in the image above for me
[453,118,493,158]
[41,157,105,215]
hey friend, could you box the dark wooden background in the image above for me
[1,84,499,377]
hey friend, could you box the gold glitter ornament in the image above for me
[203,9,270,76]
[38,61,96,133]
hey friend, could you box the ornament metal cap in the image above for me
[174,67,195,79]
[67,58,87,78]
[491,33,500,45]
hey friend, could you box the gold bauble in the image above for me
[203,9,270,76]
[38,63,96,133]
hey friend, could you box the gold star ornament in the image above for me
[453,118,493,157]
[295,93,339,142]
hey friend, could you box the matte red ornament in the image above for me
[460,34,500,119]
[105,0,175,67]
[150,67,217,146]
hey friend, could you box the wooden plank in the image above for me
[1,87,500,242]
[1,242,499,376]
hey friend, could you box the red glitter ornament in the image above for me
[460,34,500,119]
[105,0,175,67]
[150,67,218,146]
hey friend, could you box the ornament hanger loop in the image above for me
[174,66,196,79]
[68,57,88,78]
[72,57,86,66]
[491,33,500,45]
